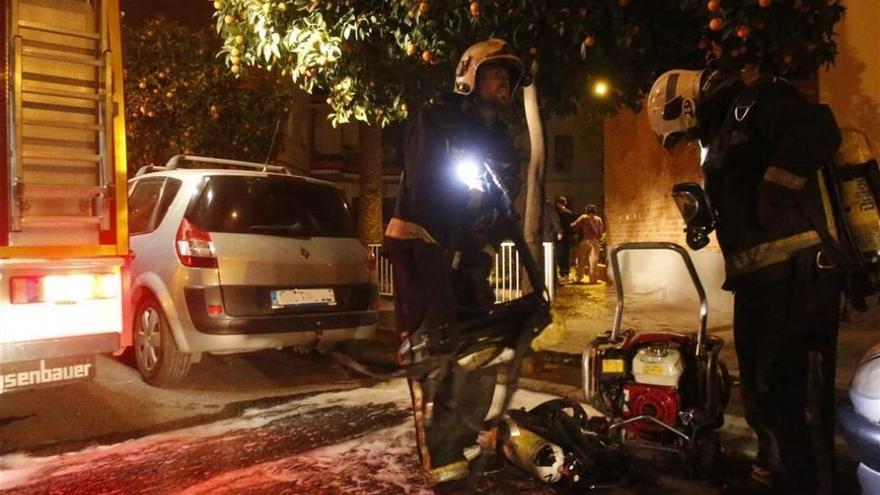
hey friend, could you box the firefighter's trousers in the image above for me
[384,236,497,484]
[733,249,842,494]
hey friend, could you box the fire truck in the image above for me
[1,0,130,393]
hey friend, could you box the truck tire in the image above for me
[134,297,192,387]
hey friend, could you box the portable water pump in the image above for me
[582,242,730,473]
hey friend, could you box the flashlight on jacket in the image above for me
[456,157,486,192]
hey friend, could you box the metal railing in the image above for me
[368,244,394,296]
[368,242,555,303]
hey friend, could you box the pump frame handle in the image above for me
[609,242,708,358]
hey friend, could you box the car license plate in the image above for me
[643,364,666,375]
[271,288,336,308]
[601,358,625,373]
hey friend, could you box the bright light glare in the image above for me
[455,158,484,191]
[700,145,709,166]
[592,80,609,97]
[38,273,119,303]
[96,274,121,299]
[42,274,94,303]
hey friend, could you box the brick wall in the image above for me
[603,108,732,313]
[604,108,712,249]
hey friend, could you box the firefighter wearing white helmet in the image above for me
[646,69,703,147]
[453,38,525,96]
[649,66,846,494]
[383,39,527,487]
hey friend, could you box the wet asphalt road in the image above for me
[4,402,410,495]
[0,350,859,494]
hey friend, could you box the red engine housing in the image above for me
[622,382,681,435]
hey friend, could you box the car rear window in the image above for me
[187,175,356,238]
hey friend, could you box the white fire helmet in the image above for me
[647,69,704,147]
[454,38,525,96]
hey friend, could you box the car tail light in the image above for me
[10,273,120,304]
[176,218,217,268]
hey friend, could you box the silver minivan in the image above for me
[127,156,376,386]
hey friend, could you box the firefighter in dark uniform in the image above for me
[383,39,525,486]
[648,68,843,494]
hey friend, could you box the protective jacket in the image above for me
[701,78,841,290]
[389,94,520,252]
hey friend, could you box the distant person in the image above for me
[541,199,563,286]
[571,204,605,284]
[554,196,575,283]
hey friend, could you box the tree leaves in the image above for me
[123,17,293,172]
[214,0,844,126]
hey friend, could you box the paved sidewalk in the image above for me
[546,281,880,392]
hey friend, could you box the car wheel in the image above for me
[134,297,192,387]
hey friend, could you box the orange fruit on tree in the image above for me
[419,1,429,13]
[584,36,595,47]
[708,17,723,31]
[707,0,721,12]
[421,50,433,63]
[529,46,538,55]
[736,25,750,39]
[758,0,771,7]
[618,0,629,6]
[469,1,480,17]
[406,43,417,56]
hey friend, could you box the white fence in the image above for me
[369,242,555,303]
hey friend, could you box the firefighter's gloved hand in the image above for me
[756,179,801,231]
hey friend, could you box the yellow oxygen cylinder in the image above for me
[834,129,880,261]
[499,417,566,483]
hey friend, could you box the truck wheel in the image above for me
[134,297,192,387]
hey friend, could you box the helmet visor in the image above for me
[661,95,684,120]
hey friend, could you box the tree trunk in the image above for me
[357,123,384,244]
[522,63,546,293]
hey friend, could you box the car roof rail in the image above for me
[134,165,169,177]
[164,155,294,175]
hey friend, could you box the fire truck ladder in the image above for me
[9,0,115,234]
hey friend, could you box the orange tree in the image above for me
[213,0,844,125]
[123,17,293,173]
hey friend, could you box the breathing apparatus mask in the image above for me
[671,182,717,251]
